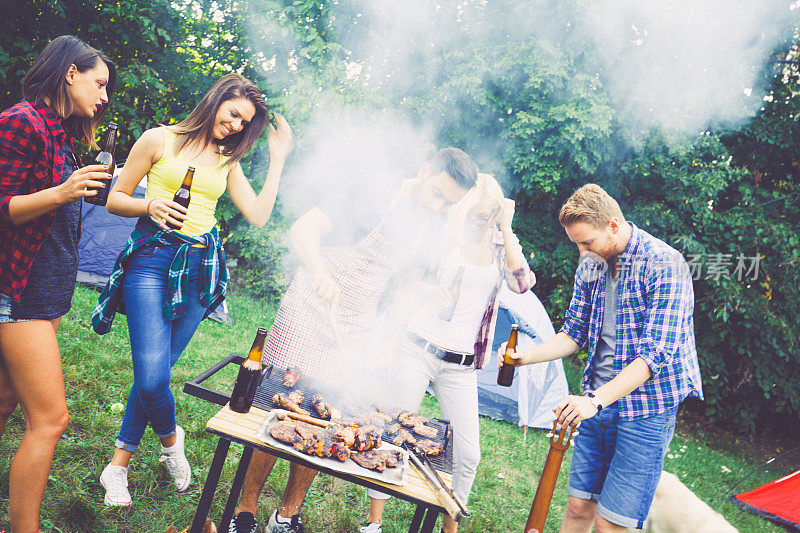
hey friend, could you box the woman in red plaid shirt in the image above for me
[0,35,115,532]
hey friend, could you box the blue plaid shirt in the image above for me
[560,222,703,421]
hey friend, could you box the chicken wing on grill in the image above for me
[417,439,444,456]
[273,392,309,415]
[392,428,417,447]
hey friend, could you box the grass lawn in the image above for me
[0,285,791,532]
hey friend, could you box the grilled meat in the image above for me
[333,425,356,447]
[351,450,386,472]
[311,394,332,419]
[273,393,309,415]
[392,428,416,447]
[277,411,328,427]
[287,389,305,404]
[270,422,303,445]
[398,412,429,428]
[371,412,392,424]
[283,367,302,388]
[417,439,444,456]
[354,426,382,451]
[350,450,403,471]
[386,423,401,435]
[412,424,438,438]
[391,408,404,419]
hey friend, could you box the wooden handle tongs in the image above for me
[404,443,471,526]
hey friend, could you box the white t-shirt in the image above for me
[408,247,500,354]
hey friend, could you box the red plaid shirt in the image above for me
[0,100,72,301]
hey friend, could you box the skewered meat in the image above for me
[392,428,417,447]
[283,367,302,388]
[287,390,304,404]
[333,425,356,447]
[417,439,444,456]
[386,423,401,435]
[311,394,332,419]
[273,393,309,415]
[354,426,383,451]
[412,424,438,438]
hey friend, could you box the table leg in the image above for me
[220,446,254,532]
[420,507,439,533]
[408,504,426,533]
[190,438,231,533]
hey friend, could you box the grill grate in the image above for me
[253,366,454,474]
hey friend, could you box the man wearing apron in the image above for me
[231,147,478,533]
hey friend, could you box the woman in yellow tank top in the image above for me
[97,73,292,506]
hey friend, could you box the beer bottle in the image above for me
[167,166,194,229]
[497,324,519,387]
[230,327,269,413]
[438,265,465,321]
[84,122,117,206]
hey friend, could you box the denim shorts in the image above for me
[0,293,30,323]
[566,402,678,529]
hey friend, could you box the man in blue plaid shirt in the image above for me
[500,184,703,532]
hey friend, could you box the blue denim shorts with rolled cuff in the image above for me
[566,402,678,529]
[0,293,30,323]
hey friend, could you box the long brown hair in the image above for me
[170,73,269,168]
[22,35,116,147]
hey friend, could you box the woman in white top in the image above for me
[361,174,535,533]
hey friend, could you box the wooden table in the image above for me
[189,405,455,533]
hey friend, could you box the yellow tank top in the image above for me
[145,127,229,237]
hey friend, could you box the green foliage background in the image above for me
[1,0,798,433]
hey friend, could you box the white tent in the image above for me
[475,285,570,429]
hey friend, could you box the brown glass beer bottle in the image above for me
[497,324,519,387]
[230,327,269,413]
[167,166,194,229]
[84,122,117,206]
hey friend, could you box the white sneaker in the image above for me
[265,510,305,532]
[159,425,191,491]
[359,523,382,533]
[100,464,132,506]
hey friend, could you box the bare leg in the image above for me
[559,496,597,533]
[367,497,387,523]
[277,463,317,517]
[594,513,627,533]
[0,361,19,437]
[236,450,279,514]
[0,319,69,533]
[442,515,458,533]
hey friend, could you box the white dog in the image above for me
[636,471,738,532]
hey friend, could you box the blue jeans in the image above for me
[115,244,207,452]
[567,403,678,529]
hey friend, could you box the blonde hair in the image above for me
[448,173,505,243]
[558,183,624,229]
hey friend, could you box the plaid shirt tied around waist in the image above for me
[92,216,227,334]
[0,100,73,301]
[559,222,703,420]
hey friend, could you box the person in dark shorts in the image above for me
[0,35,116,532]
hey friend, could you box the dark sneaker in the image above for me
[266,510,305,533]
[230,511,258,533]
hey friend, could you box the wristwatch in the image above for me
[586,392,603,412]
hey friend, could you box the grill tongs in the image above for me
[403,443,471,526]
